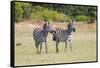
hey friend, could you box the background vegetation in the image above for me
[13,2,97,23]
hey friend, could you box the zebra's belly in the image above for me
[59,38,67,42]
[59,36,72,42]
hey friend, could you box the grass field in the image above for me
[15,22,97,66]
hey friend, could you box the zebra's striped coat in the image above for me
[53,28,72,42]
[33,22,50,54]
[51,21,76,53]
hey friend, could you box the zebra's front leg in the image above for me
[64,41,67,52]
[69,40,72,51]
[56,41,59,53]
[35,42,39,54]
[39,42,42,54]
[45,42,48,53]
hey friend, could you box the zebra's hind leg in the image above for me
[45,42,48,53]
[64,41,67,52]
[39,42,42,54]
[56,41,59,53]
[36,47,39,54]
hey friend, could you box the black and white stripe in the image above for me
[51,20,76,53]
[33,22,51,54]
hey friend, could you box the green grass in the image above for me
[15,23,97,66]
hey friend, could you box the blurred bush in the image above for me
[76,15,90,22]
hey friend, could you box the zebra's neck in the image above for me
[67,29,73,35]
[42,30,48,37]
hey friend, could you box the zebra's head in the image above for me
[43,22,51,32]
[68,19,76,32]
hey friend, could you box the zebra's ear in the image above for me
[48,22,50,25]
[72,19,76,24]
[43,23,47,29]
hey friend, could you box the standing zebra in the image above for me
[33,22,51,54]
[51,19,76,53]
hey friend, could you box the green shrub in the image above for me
[65,16,71,22]
[76,15,90,22]
[15,2,24,22]
[32,7,65,22]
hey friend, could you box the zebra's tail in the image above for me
[50,28,61,41]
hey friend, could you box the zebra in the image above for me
[33,22,51,54]
[51,19,76,53]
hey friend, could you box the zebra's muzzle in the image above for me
[73,28,76,32]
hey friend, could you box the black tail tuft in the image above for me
[53,35,56,41]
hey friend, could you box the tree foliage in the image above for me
[15,2,23,22]
[13,2,97,23]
